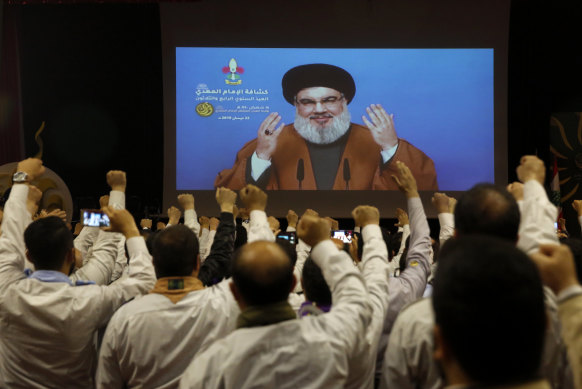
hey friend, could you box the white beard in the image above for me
[294,104,351,145]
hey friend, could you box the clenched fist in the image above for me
[352,205,380,227]
[240,184,267,212]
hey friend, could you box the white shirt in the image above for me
[0,184,156,388]
[517,180,559,254]
[96,280,239,389]
[179,240,372,389]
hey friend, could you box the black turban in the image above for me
[281,64,356,105]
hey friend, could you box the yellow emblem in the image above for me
[196,102,214,117]
[409,260,419,267]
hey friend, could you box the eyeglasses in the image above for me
[295,94,344,110]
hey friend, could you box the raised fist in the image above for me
[516,155,545,185]
[209,217,220,231]
[140,218,153,229]
[395,208,409,227]
[167,206,182,225]
[178,194,195,210]
[352,205,380,227]
[268,216,280,234]
[286,210,299,228]
[199,216,210,229]
[216,187,237,213]
[99,195,110,209]
[16,158,45,181]
[106,170,127,192]
[391,161,418,198]
[102,206,139,238]
[432,193,453,214]
[240,184,267,212]
[297,215,332,247]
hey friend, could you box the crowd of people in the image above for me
[0,156,580,389]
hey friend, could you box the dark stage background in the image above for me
[2,0,582,233]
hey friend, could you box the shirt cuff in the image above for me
[380,143,399,164]
[126,236,148,257]
[109,190,125,210]
[251,152,272,181]
[10,183,29,202]
[362,224,382,243]
[557,284,582,303]
[286,226,296,232]
[250,209,268,224]
[438,213,454,227]
[523,180,546,201]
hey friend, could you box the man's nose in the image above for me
[314,101,327,112]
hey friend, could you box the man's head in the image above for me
[24,216,74,273]
[454,183,520,241]
[230,241,295,309]
[282,64,355,145]
[152,224,199,279]
[432,235,546,386]
[301,257,331,306]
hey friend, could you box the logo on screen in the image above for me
[196,102,214,117]
[222,58,244,85]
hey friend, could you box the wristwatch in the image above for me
[12,171,29,183]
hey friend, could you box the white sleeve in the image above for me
[0,184,30,293]
[292,239,311,293]
[380,143,399,163]
[96,314,125,388]
[199,229,216,261]
[108,190,125,210]
[70,230,122,285]
[247,210,275,242]
[392,223,410,264]
[73,226,100,259]
[360,224,391,338]
[437,213,454,246]
[184,209,201,236]
[251,152,271,181]
[517,180,559,254]
[310,240,372,352]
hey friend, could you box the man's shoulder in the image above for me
[394,297,434,326]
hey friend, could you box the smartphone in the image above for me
[332,230,353,244]
[81,209,110,227]
[276,231,297,245]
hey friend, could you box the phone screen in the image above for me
[276,232,296,245]
[81,209,110,227]
[332,230,353,244]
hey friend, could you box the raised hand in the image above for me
[99,195,110,210]
[106,170,127,192]
[215,187,237,213]
[268,216,280,234]
[240,184,267,212]
[140,219,152,229]
[391,161,419,198]
[530,244,579,294]
[209,217,220,231]
[156,221,166,231]
[178,194,195,210]
[352,205,380,228]
[362,104,398,150]
[102,206,139,238]
[286,210,298,229]
[199,216,210,230]
[16,158,45,182]
[432,193,454,214]
[516,155,545,185]
[506,182,524,202]
[324,217,339,231]
[395,208,409,227]
[297,215,332,247]
[255,112,285,160]
[167,206,182,226]
[572,200,582,217]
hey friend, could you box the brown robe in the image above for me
[214,123,438,190]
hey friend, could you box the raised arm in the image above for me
[298,215,372,352]
[515,156,559,254]
[0,158,45,292]
[240,184,274,242]
[432,192,456,246]
[198,187,236,286]
[179,193,201,236]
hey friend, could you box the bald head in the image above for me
[231,241,294,306]
[455,183,520,241]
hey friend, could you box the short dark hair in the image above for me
[302,257,331,306]
[152,225,199,278]
[387,231,403,261]
[231,242,293,306]
[24,216,73,271]
[454,183,520,241]
[433,235,546,384]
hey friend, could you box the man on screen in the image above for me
[215,63,438,190]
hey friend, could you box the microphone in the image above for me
[297,159,304,190]
[343,159,351,190]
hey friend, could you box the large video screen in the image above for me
[161,1,509,217]
[176,48,493,192]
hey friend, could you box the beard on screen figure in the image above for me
[214,63,438,190]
